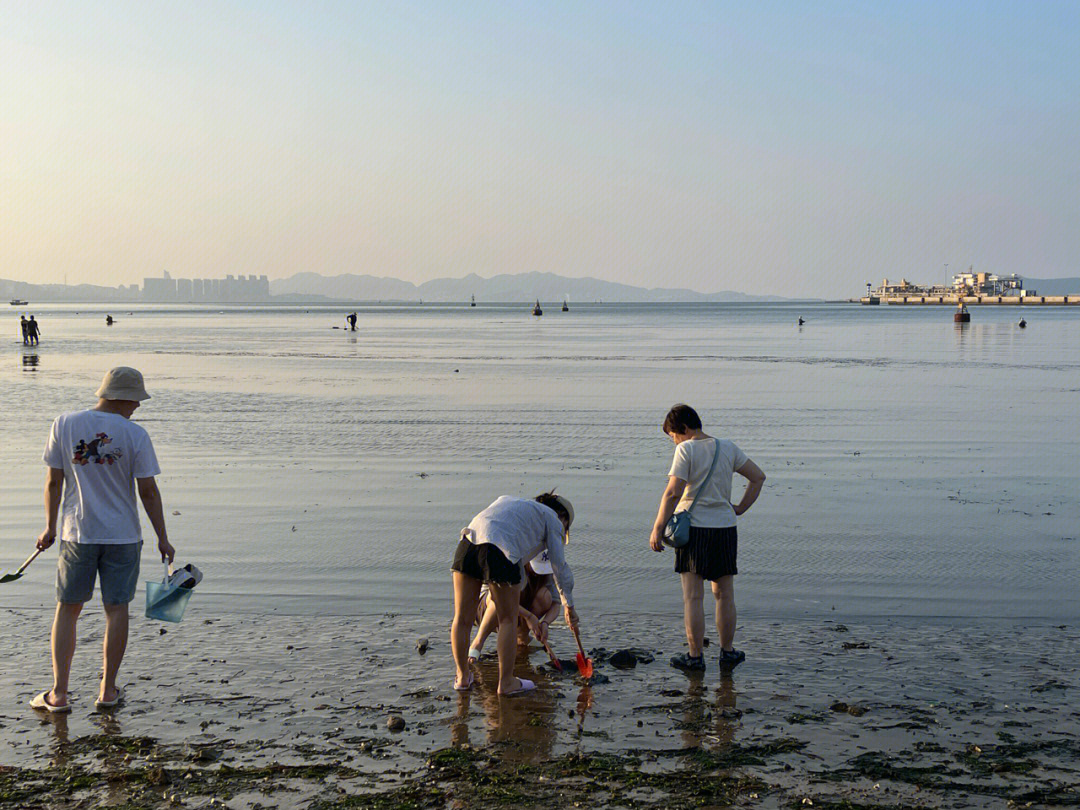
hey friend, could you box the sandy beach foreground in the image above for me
[1,609,1077,809]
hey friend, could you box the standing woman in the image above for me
[451,492,578,695]
[650,404,765,671]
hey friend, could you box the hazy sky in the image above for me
[2,1,1077,297]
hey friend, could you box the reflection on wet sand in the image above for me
[41,711,70,768]
[4,613,1079,809]
[91,713,131,806]
[679,673,738,750]
[21,353,39,371]
[449,647,561,761]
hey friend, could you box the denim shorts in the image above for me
[56,541,142,605]
[451,538,524,586]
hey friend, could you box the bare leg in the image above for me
[490,582,524,693]
[50,602,83,707]
[711,576,736,650]
[528,588,553,618]
[451,572,482,689]
[100,603,130,703]
[680,573,705,657]
[471,596,499,655]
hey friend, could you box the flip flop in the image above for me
[499,678,536,697]
[95,685,124,709]
[453,673,475,692]
[30,691,71,714]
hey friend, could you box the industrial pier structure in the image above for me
[858,270,1079,305]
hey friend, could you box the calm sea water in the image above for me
[2,302,1077,620]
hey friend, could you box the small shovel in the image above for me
[540,637,562,671]
[0,548,43,584]
[570,624,594,679]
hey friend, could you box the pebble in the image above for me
[387,715,406,731]
[416,638,429,654]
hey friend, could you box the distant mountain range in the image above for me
[269,271,793,303]
[4,272,1076,304]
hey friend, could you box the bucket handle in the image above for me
[162,560,173,584]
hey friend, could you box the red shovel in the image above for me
[570,625,593,679]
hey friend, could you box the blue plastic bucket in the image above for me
[145,563,194,623]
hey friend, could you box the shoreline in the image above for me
[2,611,1076,809]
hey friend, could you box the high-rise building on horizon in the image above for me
[142,272,269,302]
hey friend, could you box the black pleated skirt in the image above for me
[674,526,738,581]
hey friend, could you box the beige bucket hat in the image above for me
[95,367,151,401]
[552,495,574,530]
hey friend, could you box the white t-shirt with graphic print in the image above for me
[668,437,749,529]
[43,409,161,544]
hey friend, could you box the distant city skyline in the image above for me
[2,2,1077,298]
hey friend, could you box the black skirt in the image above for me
[674,526,737,581]
[451,538,523,586]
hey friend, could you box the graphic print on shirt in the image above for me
[72,433,124,466]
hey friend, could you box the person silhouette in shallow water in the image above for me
[21,316,29,345]
[347,312,357,331]
[27,315,40,346]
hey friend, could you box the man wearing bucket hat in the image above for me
[31,367,175,713]
[451,490,578,696]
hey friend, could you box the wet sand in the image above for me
[2,608,1077,809]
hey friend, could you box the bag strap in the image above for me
[686,439,721,516]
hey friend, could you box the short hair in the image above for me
[663,403,702,435]
[534,491,568,523]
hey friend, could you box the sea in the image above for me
[3,302,1078,620]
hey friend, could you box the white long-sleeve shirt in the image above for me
[462,496,574,607]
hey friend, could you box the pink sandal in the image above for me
[453,673,476,692]
[499,678,536,697]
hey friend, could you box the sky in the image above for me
[1,1,1077,298]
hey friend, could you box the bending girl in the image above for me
[452,493,578,695]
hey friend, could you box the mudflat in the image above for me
[2,609,1077,809]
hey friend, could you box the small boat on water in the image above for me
[954,301,970,323]
[1018,317,1027,328]
[10,299,28,306]
[532,299,543,316]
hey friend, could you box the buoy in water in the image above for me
[1018,318,1026,328]
[532,299,543,316]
